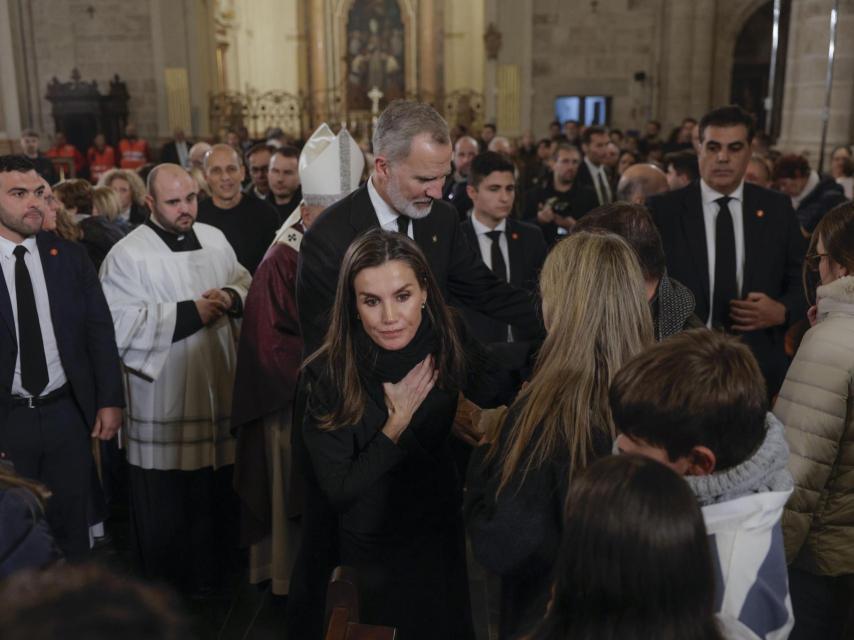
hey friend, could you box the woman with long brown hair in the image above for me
[298,228,511,639]
[465,230,654,640]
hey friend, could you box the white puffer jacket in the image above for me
[774,274,854,576]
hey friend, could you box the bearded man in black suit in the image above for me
[647,105,806,395]
[290,100,541,639]
[297,100,541,353]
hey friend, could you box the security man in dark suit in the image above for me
[0,155,124,558]
[291,101,542,639]
[458,151,547,345]
[647,106,806,395]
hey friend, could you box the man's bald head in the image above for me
[617,164,668,204]
[147,163,192,199]
[145,163,198,234]
[188,142,212,169]
[203,143,241,172]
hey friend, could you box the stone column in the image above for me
[307,0,327,124]
[419,0,437,102]
[484,0,498,124]
[0,0,22,141]
[657,0,716,128]
[777,0,854,163]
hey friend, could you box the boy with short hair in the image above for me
[459,151,547,346]
[611,329,794,640]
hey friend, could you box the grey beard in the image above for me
[387,177,433,220]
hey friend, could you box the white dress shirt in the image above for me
[470,214,513,341]
[471,214,510,281]
[0,235,67,396]
[368,175,415,240]
[700,179,745,328]
[584,157,612,204]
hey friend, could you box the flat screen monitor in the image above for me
[555,95,611,126]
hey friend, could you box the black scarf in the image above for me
[355,316,439,406]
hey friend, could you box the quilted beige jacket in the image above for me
[774,275,854,576]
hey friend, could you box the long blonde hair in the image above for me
[493,231,653,494]
[97,168,146,207]
[91,186,122,222]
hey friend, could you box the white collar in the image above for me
[367,174,402,228]
[0,234,37,260]
[471,212,507,235]
[584,156,603,175]
[700,179,744,205]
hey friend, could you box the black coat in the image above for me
[465,412,611,640]
[0,233,124,431]
[795,176,847,233]
[296,183,543,354]
[300,328,514,640]
[457,218,547,344]
[647,182,807,394]
[0,484,61,578]
[158,140,193,165]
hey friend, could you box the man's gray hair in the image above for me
[372,100,450,163]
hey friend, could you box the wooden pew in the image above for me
[324,566,397,640]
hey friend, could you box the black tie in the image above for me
[396,216,409,236]
[597,171,611,204]
[713,196,738,331]
[13,246,48,396]
[485,230,507,282]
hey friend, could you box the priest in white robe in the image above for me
[99,163,251,592]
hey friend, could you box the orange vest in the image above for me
[87,146,116,182]
[118,138,148,169]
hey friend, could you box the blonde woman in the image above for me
[97,168,148,226]
[92,186,122,222]
[465,231,654,640]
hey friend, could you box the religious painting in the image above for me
[346,0,405,111]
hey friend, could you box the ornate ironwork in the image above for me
[209,89,305,141]
[214,86,486,144]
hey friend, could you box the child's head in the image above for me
[533,455,720,640]
[611,329,767,476]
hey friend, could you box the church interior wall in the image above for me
[528,0,662,137]
[442,0,484,95]
[18,0,161,139]
[0,0,851,159]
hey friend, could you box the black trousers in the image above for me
[789,567,854,640]
[128,464,240,593]
[1,395,93,558]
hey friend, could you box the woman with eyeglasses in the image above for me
[773,201,854,640]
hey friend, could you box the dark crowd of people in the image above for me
[1,99,853,640]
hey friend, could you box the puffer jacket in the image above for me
[773,274,854,576]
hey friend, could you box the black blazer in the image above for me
[647,181,807,393]
[575,160,613,205]
[297,184,543,353]
[159,140,193,165]
[0,233,124,431]
[457,218,547,343]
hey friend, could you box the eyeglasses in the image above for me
[805,252,829,271]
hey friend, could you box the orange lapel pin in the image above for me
[50,248,58,256]
[756,209,765,218]
[511,232,519,240]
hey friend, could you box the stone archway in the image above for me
[711,0,786,113]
